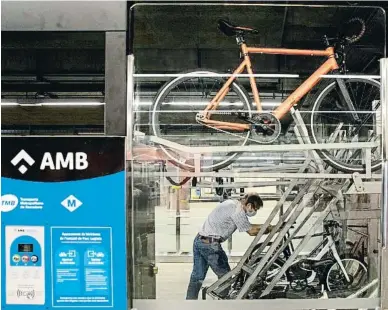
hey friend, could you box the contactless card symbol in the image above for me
[61,195,83,212]
[11,150,35,174]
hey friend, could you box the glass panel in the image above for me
[130,3,385,308]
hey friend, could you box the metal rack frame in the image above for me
[129,57,387,310]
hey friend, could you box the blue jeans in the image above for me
[186,235,231,299]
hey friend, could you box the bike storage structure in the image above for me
[1,3,388,310]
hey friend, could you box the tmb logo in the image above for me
[1,194,19,212]
[11,150,88,174]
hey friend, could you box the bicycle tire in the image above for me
[151,70,252,172]
[309,78,381,173]
[325,257,368,293]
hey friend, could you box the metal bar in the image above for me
[105,32,127,135]
[365,148,372,178]
[208,158,314,296]
[176,190,181,253]
[260,195,340,297]
[381,162,388,310]
[132,73,380,79]
[292,108,325,172]
[236,184,319,298]
[347,278,379,298]
[159,171,382,179]
[247,180,316,266]
[150,136,378,153]
[381,58,388,310]
[383,162,388,247]
[368,219,379,295]
[191,181,300,188]
[134,73,300,78]
[208,177,306,295]
[381,59,388,161]
[132,298,380,310]
[127,55,135,146]
[260,199,321,274]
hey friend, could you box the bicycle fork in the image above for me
[330,241,351,282]
[336,78,361,124]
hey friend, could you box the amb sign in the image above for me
[11,150,88,174]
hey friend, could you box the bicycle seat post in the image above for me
[235,32,245,46]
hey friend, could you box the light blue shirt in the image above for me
[199,199,252,241]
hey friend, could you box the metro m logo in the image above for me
[61,195,83,212]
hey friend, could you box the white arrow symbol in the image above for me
[11,150,35,174]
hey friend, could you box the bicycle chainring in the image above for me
[250,112,281,144]
[290,278,308,292]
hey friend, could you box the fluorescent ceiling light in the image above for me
[1,102,105,107]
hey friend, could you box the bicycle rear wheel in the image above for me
[151,71,252,172]
[309,78,381,173]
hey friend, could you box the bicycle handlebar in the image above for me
[323,17,366,47]
[343,17,366,44]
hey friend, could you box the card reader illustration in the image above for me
[5,226,45,305]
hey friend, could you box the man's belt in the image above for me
[199,235,222,243]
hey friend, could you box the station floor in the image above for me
[156,262,219,299]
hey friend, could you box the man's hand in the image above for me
[265,224,275,234]
[247,224,274,236]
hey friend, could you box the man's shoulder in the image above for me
[219,199,238,207]
[219,199,244,213]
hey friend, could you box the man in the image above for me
[186,193,273,299]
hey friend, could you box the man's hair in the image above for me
[246,194,263,210]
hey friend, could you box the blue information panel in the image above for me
[1,137,127,310]
[51,227,113,307]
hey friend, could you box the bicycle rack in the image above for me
[204,119,378,299]
[131,77,383,301]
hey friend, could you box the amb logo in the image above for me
[11,150,88,174]
[40,152,88,170]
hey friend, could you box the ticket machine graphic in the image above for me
[5,226,45,305]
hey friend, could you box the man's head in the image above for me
[242,193,263,217]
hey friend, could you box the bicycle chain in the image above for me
[196,111,287,145]
[195,113,252,144]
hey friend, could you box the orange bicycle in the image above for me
[151,18,381,173]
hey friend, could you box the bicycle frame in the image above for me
[267,235,351,285]
[202,44,339,131]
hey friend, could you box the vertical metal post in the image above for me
[380,58,388,310]
[382,59,388,162]
[105,32,127,135]
[127,55,135,150]
[176,189,181,253]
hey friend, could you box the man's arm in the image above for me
[247,224,273,236]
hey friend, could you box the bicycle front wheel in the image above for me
[326,258,367,293]
[151,71,252,172]
[310,78,381,173]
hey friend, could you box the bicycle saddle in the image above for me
[218,19,259,37]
